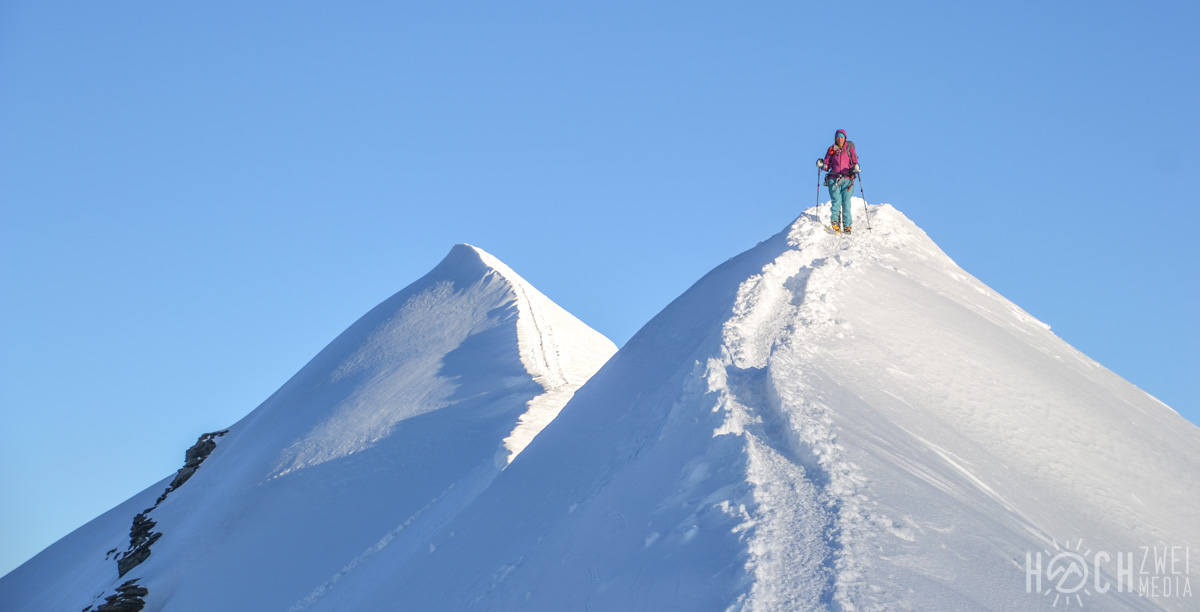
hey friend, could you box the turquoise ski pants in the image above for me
[828,176,853,227]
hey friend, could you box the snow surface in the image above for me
[304,202,1199,612]
[4,203,1198,611]
[0,243,615,612]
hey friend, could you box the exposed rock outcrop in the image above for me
[160,430,228,502]
[115,511,160,578]
[85,579,148,612]
[97,429,229,605]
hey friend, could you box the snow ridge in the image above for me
[717,201,874,610]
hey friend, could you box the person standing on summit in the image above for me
[818,129,859,234]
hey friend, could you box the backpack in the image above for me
[827,141,857,166]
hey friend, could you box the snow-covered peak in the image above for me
[0,243,615,612]
[221,242,616,477]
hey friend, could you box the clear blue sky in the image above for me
[2,1,1196,578]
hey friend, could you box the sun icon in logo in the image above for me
[1041,539,1096,607]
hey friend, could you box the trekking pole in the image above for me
[815,160,825,223]
[858,171,874,233]
[815,166,821,222]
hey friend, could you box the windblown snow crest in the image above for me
[472,246,614,466]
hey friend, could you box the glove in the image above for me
[853,163,860,173]
[816,159,826,169]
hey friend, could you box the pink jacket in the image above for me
[823,129,858,178]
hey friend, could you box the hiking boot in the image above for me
[830,221,841,233]
[843,225,852,235]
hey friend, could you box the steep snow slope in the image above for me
[0,244,615,612]
[327,202,1199,612]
